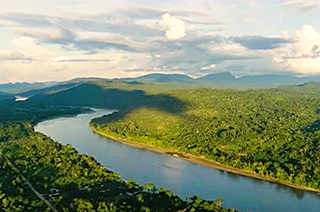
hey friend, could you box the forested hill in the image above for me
[23,83,187,113]
[80,81,320,191]
[23,82,320,192]
[0,91,13,101]
[7,80,320,196]
[0,83,239,211]
[278,82,320,96]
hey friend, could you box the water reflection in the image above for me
[35,110,320,212]
[225,172,240,182]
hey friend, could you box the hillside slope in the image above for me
[91,84,320,191]
[20,81,320,190]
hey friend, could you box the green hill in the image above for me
[0,86,238,211]
[14,80,320,191]
[0,91,14,101]
[2,80,320,210]
[89,83,320,190]
[278,81,320,96]
[25,83,186,114]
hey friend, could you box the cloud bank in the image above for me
[0,0,320,82]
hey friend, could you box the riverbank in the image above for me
[31,107,93,125]
[90,126,320,196]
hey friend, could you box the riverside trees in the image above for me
[0,122,236,211]
[91,84,320,190]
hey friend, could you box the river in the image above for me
[34,109,320,212]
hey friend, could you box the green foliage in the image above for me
[92,86,320,190]
[0,99,90,124]
[278,82,320,97]
[3,80,320,211]
[0,124,236,211]
[0,123,33,142]
[24,83,186,114]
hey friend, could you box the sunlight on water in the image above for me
[35,110,320,212]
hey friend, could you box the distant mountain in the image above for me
[2,73,320,95]
[18,83,79,97]
[0,82,58,94]
[66,77,110,84]
[0,77,109,96]
[237,74,299,88]
[94,72,320,88]
[196,72,320,88]
[123,73,194,83]
[303,76,320,83]
[196,72,236,84]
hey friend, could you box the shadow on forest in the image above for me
[23,83,187,123]
[303,119,320,133]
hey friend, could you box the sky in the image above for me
[0,0,320,82]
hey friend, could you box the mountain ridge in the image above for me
[2,72,320,91]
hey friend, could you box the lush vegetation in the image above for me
[0,99,90,124]
[2,80,320,211]
[0,96,237,211]
[90,82,320,190]
[23,83,187,114]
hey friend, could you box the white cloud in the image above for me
[209,41,247,55]
[294,25,320,55]
[17,28,66,41]
[11,37,55,58]
[282,31,290,39]
[275,25,320,74]
[0,20,20,27]
[0,51,32,62]
[75,31,138,49]
[0,48,141,83]
[159,13,186,40]
[285,57,320,74]
[200,63,216,70]
[282,1,320,12]
[1,1,320,82]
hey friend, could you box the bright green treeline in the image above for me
[0,124,237,211]
[91,86,320,190]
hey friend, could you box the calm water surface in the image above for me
[35,109,320,212]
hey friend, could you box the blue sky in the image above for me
[0,0,320,82]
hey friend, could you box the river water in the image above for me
[34,109,320,212]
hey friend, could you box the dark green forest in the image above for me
[0,99,90,124]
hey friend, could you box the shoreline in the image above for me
[90,126,320,196]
